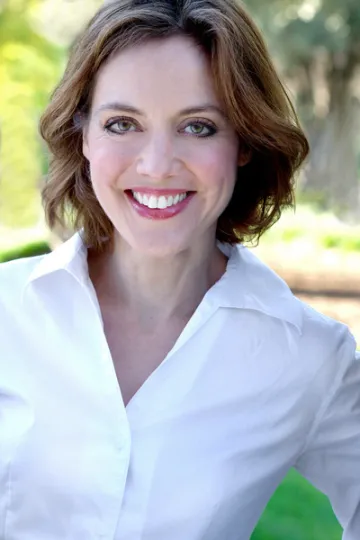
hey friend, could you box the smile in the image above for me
[125,189,195,220]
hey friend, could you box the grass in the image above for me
[261,205,360,253]
[252,469,342,540]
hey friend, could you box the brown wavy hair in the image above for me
[40,0,309,252]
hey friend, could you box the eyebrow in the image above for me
[94,102,226,118]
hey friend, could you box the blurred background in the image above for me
[0,0,359,538]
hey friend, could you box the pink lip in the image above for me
[125,190,195,220]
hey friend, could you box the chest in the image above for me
[0,302,312,540]
[101,309,187,407]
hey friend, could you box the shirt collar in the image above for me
[214,243,303,332]
[24,231,302,333]
[24,231,88,291]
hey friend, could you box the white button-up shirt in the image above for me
[0,231,359,540]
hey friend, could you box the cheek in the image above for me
[190,141,238,192]
[87,138,136,186]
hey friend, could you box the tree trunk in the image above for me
[302,56,360,219]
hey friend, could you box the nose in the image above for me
[136,132,178,181]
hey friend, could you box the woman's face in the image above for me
[83,35,240,256]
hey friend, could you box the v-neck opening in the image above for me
[86,272,222,413]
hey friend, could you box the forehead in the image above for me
[92,35,219,111]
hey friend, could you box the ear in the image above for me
[238,146,252,167]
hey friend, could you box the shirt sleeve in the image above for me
[294,333,360,539]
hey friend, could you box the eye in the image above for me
[104,117,138,134]
[182,121,216,138]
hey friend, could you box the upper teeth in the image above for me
[132,191,187,209]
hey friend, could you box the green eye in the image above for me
[104,118,138,134]
[183,121,216,137]
[117,121,133,131]
[190,124,205,134]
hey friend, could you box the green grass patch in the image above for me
[280,227,304,243]
[261,206,360,253]
[320,231,360,251]
[320,233,344,250]
[339,235,360,252]
[252,469,341,540]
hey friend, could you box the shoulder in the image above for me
[0,255,46,304]
[299,298,349,339]
[297,298,356,371]
[235,245,356,369]
[0,254,45,282]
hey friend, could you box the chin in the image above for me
[117,230,194,258]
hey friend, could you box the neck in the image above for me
[88,233,227,329]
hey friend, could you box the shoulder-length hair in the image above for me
[40,0,309,252]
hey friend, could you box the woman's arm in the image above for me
[295,340,360,539]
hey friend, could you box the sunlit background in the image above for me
[0,1,359,538]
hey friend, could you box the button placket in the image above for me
[80,279,132,536]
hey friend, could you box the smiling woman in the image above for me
[78,35,243,257]
[0,1,359,540]
[39,0,308,252]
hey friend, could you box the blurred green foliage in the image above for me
[0,237,50,262]
[262,205,360,252]
[321,231,360,251]
[0,0,63,227]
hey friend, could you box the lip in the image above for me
[125,190,195,220]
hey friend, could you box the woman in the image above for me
[0,0,359,538]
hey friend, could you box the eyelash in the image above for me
[103,116,217,138]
